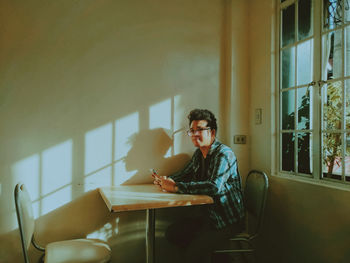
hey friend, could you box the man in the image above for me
[152,109,245,263]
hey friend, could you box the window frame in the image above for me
[276,0,350,187]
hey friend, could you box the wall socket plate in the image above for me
[234,135,246,144]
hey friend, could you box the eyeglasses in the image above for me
[186,127,211,136]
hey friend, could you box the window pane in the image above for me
[282,133,295,172]
[346,133,350,178]
[282,4,295,47]
[281,47,295,89]
[322,30,343,80]
[345,26,350,76]
[345,1,350,22]
[322,81,343,130]
[298,0,313,41]
[323,0,343,30]
[297,87,311,129]
[322,133,342,179]
[345,79,350,128]
[298,132,312,174]
[297,40,313,85]
[282,89,295,129]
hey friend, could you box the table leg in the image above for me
[146,208,155,263]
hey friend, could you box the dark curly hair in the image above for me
[187,109,217,133]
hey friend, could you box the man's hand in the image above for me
[159,177,177,193]
[151,171,178,193]
[152,171,162,186]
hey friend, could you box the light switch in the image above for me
[255,108,262,124]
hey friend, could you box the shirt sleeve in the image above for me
[176,151,237,196]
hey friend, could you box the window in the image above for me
[278,0,350,184]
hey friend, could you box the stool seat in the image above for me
[14,183,112,263]
[45,238,111,263]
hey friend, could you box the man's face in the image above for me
[189,120,215,147]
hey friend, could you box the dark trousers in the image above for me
[165,215,242,263]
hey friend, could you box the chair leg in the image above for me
[38,253,45,263]
[228,253,242,263]
[237,241,254,263]
[251,251,256,263]
[235,241,247,263]
[241,251,255,263]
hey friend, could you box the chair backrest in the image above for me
[244,170,269,239]
[14,183,35,263]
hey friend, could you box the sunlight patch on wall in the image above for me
[84,166,112,192]
[149,98,172,130]
[85,123,113,175]
[115,112,139,160]
[150,98,173,157]
[11,140,73,218]
[41,185,72,215]
[113,112,139,185]
[11,154,40,218]
[11,154,40,199]
[41,140,73,215]
[42,140,72,195]
[174,94,184,131]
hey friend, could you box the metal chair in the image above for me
[14,183,111,263]
[214,170,269,262]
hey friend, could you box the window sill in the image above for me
[273,172,350,193]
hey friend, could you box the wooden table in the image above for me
[98,184,213,263]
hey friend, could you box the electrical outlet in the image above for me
[234,135,246,144]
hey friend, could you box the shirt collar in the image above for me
[207,138,220,156]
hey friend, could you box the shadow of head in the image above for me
[122,128,190,184]
[124,128,172,171]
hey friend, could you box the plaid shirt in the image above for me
[170,139,244,230]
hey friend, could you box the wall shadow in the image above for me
[34,189,110,242]
[0,189,111,263]
[122,128,191,184]
[108,128,193,261]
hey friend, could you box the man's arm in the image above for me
[154,154,195,193]
[168,155,195,182]
[175,151,238,196]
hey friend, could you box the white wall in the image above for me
[0,1,250,262]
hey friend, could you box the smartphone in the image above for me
[150,169,158,176]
